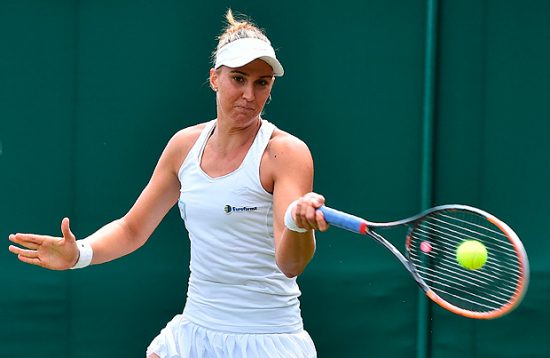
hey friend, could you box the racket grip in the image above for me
[319,206,368,235]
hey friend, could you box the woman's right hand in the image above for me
[8,218,79,270]
[292,192,329,232]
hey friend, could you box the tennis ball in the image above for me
[456,240,488,270]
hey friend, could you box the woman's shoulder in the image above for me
[173,121,210,141]
[269,127,311,154]
[162,121,212,170]
[167,121,211,151]
[261,126,313,188]
[264,127,313,171]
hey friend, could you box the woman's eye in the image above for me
[233,76,245,83]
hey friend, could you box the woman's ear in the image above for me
[209,68,218,92]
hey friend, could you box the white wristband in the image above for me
[284,200,308,233]
[70,240,93,269]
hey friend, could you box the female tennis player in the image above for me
[9,10,328,358]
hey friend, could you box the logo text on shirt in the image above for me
[224,205,258,214]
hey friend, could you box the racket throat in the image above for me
[359,222,369,235]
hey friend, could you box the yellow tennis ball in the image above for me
[456,240,488,270]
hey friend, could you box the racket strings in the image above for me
[410,254,517,310]
[412,224,521,281]
[407,210,523,313]
[431,214,518,256]
[413,251,519,294]
[413,225,520,272]
[411,261,517,309]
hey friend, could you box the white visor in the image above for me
[215,38,284,77]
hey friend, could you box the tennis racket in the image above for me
[319,204,529,319]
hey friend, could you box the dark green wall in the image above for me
[1,1,548,357]
[431,1,550,357]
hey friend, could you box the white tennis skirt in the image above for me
[146,315,317,358]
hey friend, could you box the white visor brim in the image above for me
[215,38,284,77]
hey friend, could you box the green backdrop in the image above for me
[1,0,548,357]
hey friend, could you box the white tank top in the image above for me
[177,119,303,333]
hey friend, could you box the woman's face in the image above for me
[211,59,275,126]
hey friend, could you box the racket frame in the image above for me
[319,204,529,319]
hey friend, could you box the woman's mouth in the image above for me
[234,105,255,112]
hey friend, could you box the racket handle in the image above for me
[319,206,368,235]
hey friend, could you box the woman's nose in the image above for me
[242,84,255,101]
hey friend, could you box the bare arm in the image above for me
[9,126,201,269]
[267,132,328,278]
[83,132,183,264]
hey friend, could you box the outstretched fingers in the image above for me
[8,233,47,250]
[8,233,42,265]
[8,217,80,270]
[8,244,35,256]
[17,254,44,267]
[8,244,42,267]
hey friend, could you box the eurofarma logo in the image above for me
[224,205,258,214]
